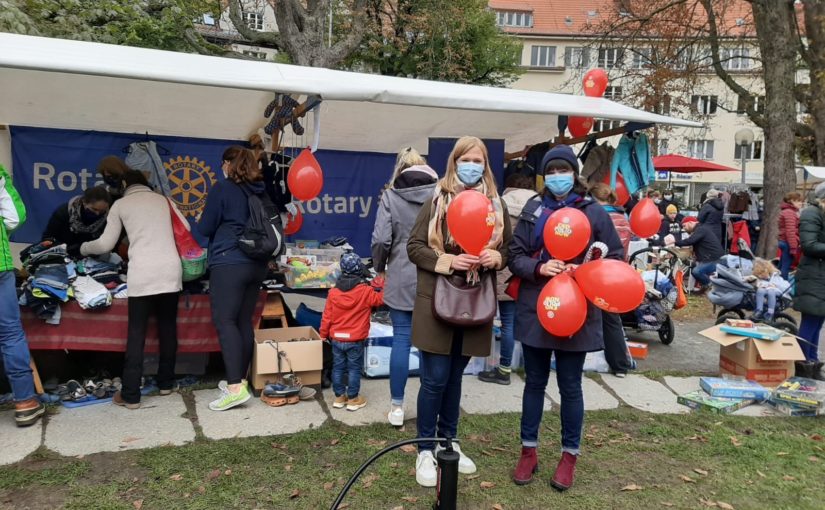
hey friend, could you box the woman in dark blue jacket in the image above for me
[508,145,623,491]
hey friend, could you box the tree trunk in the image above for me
[751,1,799,259]
[804,0,825,167]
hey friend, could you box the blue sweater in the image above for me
[198,179,265,267]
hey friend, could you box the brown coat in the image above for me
[407,198,512,357]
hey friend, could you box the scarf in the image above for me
[534,192,584,262]
[68,196,107,235]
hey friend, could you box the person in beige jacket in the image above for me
[81,170,186,409]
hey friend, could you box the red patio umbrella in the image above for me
[653,154,739,173]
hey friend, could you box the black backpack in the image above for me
[238,186,284,261]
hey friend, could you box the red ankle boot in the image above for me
[512,446,538,485]
[550,452,578,491]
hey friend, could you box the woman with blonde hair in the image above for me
[407,136,512,487]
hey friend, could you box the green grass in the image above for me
[2,409,824,509]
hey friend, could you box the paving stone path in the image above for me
[0,373,789,466]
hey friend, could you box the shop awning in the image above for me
[653,154,739,174]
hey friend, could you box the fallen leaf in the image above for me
[284,465,292,472]
[390,462,399,468]
[492,505,504,510]
[391,506,403,510]
[679,475,696,483]
[399,444,416,453]
[338,504,350,509]
[271,442,287,449]
[197,486,205,494]
[407,468,416,476]
[132,501,143,510]
[661,504,674,508]
[323,482,334,491]
[169,473,183,481]
[621,484,643,491]
[783,475,795,481]
[206,469,221,481]
[811,434,823,441]
[330,439,340,446]
[466,474,481,480]
[289,488,300,499]
[122,436,141,444]
[756,470,766,478]
[694,468,709,476]
[492,447,508,452]
[717,502,735,510]
[401,496,419,503]
[776,452,789,456]
[224,469,232,476]
[367,438,387,447]
[809,456,820,462]
[480,481,496,489]
[699,499,718,507]
[730,436,742,447]
[362,472,379,489]
[325,463,337,469]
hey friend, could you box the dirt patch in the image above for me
[0,486,71,510]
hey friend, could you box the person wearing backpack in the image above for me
[198,146,269,412]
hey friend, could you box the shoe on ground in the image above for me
[208,382,251,411]
[388,406,405,426]
[416,450,438,487]
[159,383,179,396]
[346,395,367,411]
[513,446,539,485]
[612,371,627,378]
[14,398,45,427]
[112,391,141,410]
[478,366,511,385]
[333,395,348,409]
[436,442,477,474]
[550,452,578,491]
[751,311,764,322]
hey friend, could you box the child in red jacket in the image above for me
[320,253,384,411]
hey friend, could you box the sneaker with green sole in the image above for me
[208,382,251,411]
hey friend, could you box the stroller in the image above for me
[708,257,798,335]
[623,247,681,345]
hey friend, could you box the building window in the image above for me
[243,11,263,31]
[496,10,533,28]
[604,86,622,100]
[734,140,763,160]
[242,50,267,60]
[598,48,624,68]
[202,14,216,26]
[653,96,672,116]
[737,95,765,115]
[657,139,670,155]
[531,45,557,68]
[721,47,751,70]
[688,140,714,160]
[631,48,651,69]
[691,95,718,115]
[564,47,590,69]
[593,119,622,132]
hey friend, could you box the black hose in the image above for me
[330,437,455,510]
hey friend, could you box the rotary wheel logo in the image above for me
[164,156,216,218]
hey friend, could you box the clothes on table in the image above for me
[22,242,68,271]
[72,275,113,310]
[32,263,70,301]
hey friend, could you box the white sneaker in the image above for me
[436,442,477,474]
[415,451,437,487]
[388,406,405,426]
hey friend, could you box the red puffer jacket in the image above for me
[320,280,384,342]
[778,202,800,253]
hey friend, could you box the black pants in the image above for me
[124,292,180,403]
[210,263,267,384]
[602,311,633,373]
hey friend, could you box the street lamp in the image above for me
[735,128,755,185]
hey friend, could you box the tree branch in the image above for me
[227,0,282,46]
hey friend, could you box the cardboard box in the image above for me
[699,377,770,401]
[627,341,649,360]
[252,326,323,390]
[699,325,805,386]
[677,390,755,414]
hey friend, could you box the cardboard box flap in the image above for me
[752,337,806,361]
[699,325,747,347]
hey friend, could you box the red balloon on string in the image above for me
[601,173,630,207]
[574,259,645,313]
[287,148,324,201]
[283,209,303,235]
[629,198,662,238]
[446,190,495,256]
[568,116,594,138]
[583,68,609,97]
[536,273,587,337]
[543,207,592,261]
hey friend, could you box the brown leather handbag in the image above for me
[432,272,496,327]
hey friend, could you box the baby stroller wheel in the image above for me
[774,312,798,327]
[715,309,745,324]
[770,319,798,336]
[658,316,675,345]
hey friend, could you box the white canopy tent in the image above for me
[0,33,700,158]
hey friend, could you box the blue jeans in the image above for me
[778,241,793,281]
[0,271,37,402]
[417,331,470,452]
[755,288,779,315]
[498,301,516,368]
[389,308,413,406]
[332,340,364,399]
[692,260,719,287]
[799,314,824,362]
[521,344,586,455]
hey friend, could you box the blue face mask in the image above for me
[544,173,575,197]
[456,162,484,186]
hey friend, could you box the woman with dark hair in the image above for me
[42,186,111,251]
[81,170,186,409]
[508,145,623,491]
[199,146,268,411]
[778,191,803,280]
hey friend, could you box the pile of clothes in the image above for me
[634,269,678,331]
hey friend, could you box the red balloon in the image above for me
[583,68,609,97]
[287,148,324,201]
[283,209,303,235]
[536,273,588,337]
[446,190,495,256]
[629,198,662,238]
[601,173,630,207]
[543,207,592,261]
[574,259,645,313]
[568,116,594,138]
